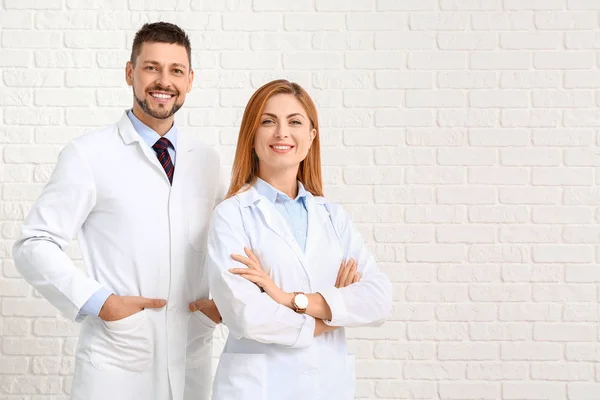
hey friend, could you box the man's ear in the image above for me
[187,68,195,93]
[125,61,134,86]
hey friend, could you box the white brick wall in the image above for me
[1,1,600,399]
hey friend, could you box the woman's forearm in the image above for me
[278,292,333,321]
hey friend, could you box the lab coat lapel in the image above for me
[304,194,327,258]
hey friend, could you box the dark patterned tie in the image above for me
[152,137,174,185]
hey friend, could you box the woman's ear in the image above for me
[310,128,317,143]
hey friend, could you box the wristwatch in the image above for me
[292,292,309,314]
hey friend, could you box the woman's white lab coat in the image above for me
[12,112,224,400]
[207,186,392,400]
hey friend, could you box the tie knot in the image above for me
[153,137,171,152]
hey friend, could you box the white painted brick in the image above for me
[65,108,122,127]
[504,0,565,9]
[284,13,345,31]
[503,264,563,283]
[35,51,94,69]
[322,148,371,166]
[128,0,187,10]
[220,51,279,69]
[469,167,529,185]
[311,32,373,51]
[534,51,595,69]
[501,226,562,243]
[437,225,495,243]
[565,71,600,88]
[223,13,282,31]
[439,382,500,400]
[315,0,373,11]
[406,90,465,108]
[534,284,597,302]
[535,11,598,30]
[250,32,308,51]
[568,0,600,9]
[343,90,401,108]
[4,109,61,127]
[0,89,32,107]
[568,384,600,400]
[565,265,600,282]
[374,186,435,204]
[468,244,530,263]
[392,303,435,321]
[502,343,563,361]
[533,167,594,186]
[471,52,531,69]
[503,382,566,400]
[190,0,252,11]
[436,303,497,321]
[564,187,600,205]
[564,109,600,127]
[343,167,402,184]
[407,129,468,146]
[2,338,61,355]
[1,318,31,336]
[439,0,501,10]
[34,127,83,144]
[407,322,469,340]
[501,109,561,127]
[500,303,563,321]
[375,32,435,50]
[566,32,600,49]
[406,245,465,262]
[375,381,437,399]
[534,323,596,342]
[0,357,29,374]
[252,0,311,10]
[32,357,74,375]
[470,284,530,302]
[0,50,31,67]
[2,31,61,49]
[565,149,600,166]
[405,205,466,223]
[95,50,131,69]
[438,265,500,282]
[0,11,33,29]
[439,148,497,166]
[410,11,471,30]
[376,110,435,127]
[347,13,407,31]
[34,89,95,107]
[437,32,497,50]
[534,129,595,146]
[501,71,562,88]
[378,0,437,10]
[563,304,599,321]
[469,128,529,146]
[566,344,600,361]
[374,225,433,243]
[321,109,372,128]
[404,361,465,379]
[471,11,534,30]
[501,32,562,50]
[408,52,467,70]
[345,52,403,69]
[534,90,595,108]
[374,148,434,165]
[65,70,122,88]
[501,148,561,166]
[312,71,373,89]
[376,71,433,89]
[35,11,96,29]
[439,109,499,127]
[406,167,465,184]
[438,186,496,205]
[533,244,594,263]
[438,71,497,89]
[470,323,532,341]
[5,0,61,7]
[439,342,498,361]
[470,90,529,108]
[467,362,529,380]
[374,342,435,360]
[344,129,404,146]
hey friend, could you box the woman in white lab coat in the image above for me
[207,80,392,400]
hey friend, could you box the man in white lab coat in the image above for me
[12,22,222,400]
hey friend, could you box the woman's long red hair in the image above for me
[226,79,323,198]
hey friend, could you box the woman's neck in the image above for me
[258,167,299,199]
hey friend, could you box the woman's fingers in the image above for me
[343,262,357,287]
[231,253,258,270]
[352,272,361,284]
[335,260,345,288]
[338,259,355,288]
[245,247,261,265]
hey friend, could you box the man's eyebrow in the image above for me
[141,60,188,70]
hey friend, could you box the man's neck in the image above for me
[131,105,174,136]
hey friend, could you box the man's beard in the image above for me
[134,87,183,120]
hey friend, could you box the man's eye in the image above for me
[173,69,183,74]
[146,66,155,71]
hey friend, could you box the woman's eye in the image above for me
[261,119,274,124]
[290,120,301,125]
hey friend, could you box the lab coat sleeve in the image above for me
[12,141,106,322]
[207,201,315,348]
[318,203,392,328]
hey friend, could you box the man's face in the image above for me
[125,41,193,120]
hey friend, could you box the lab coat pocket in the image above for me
[188,197,214,251]
[212,353,268,400]
[90,310,153,373]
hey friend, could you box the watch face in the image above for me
[295,293,309,309]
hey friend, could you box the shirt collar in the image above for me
[254,178,307,204]
[127,109,178,151]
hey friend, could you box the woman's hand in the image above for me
[229,247,288,304]
[335,258,361,288]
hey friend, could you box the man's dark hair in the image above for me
[130,22,191,67]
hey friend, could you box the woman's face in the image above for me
[254,93,316,176]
